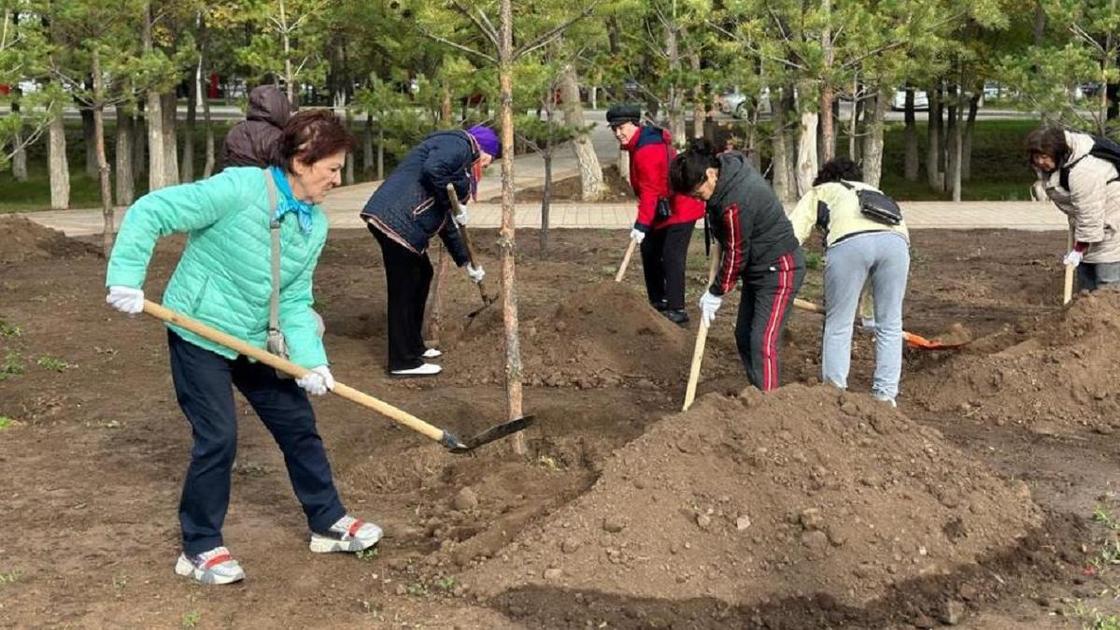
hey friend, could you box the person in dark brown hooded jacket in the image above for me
[221,85,292,168]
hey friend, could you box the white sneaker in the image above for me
[174,546,245,585]
[390,363,442,377]
[873,393,897,408]
[422,348,443,359]
[309,515,383,553]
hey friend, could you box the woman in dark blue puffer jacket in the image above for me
[360,125,498,376]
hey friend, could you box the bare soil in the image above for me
[1,221,1118,629]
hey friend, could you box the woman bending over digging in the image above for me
[104,109,381,585]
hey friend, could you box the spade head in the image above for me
[443,415,536,454]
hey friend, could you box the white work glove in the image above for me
[296,365,334,396]
[698,290,723,326]
[106,286,145,314]
[466,264,486,284]
[1063,249,1083,267]
[629,228,646,244]
[454,204,469,227]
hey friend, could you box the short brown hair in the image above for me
[275,109,355,170]
[1025,127,1069,163]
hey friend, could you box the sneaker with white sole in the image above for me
[174,546,245,585]
[309,515,383,553]
[872,393,897,408]
[422,348,443,359]
[390,363,442,377]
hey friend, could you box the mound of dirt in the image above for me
[443,280,691,388]
[909,290,1120,433]
[0,217,100,264]
[458,384,1041,610]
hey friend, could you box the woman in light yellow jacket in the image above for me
[788,158,910,406]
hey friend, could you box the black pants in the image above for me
[735,249,806,391]
[640,222,695,310]
[370,226,432,371]
[168,330,345,555]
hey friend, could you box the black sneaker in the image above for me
[663,309,690,326]
[650,299,669,312]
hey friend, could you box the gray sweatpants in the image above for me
[822,232,910,399]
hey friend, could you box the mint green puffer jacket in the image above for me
[105,167,329,368]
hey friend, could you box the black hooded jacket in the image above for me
[221,85,291,168]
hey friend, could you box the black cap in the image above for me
[606,104,641,128]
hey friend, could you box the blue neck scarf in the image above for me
[269,166,315,234]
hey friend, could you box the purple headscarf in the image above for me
[467,125,501,158]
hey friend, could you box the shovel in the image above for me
[791,298,968,350]
[143,300,533,453]
[682,246,721,411]
[615,239,637,283]
[446,184,496,320]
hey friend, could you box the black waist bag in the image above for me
[840,181,903,226]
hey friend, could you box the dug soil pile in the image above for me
[909,289,1120,433]
[459,384,1041,612]
[443,280,690,388]
[0,217,100,264]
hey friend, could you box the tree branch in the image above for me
[706,20,806,71]
[417,26,496,64]
[514,0,602,61]
[450,0,499,48]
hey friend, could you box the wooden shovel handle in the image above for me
[682,245,721,411]
[446,184,491,304]
[142,300,447,443]
[615,239,637,283]
[1063,228,1074,305]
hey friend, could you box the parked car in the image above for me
[891,88,929,111]
[720,89,772,118]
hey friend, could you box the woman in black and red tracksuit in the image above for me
[670,138,805,391]
[608,104,706,325]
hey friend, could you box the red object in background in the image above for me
[0,84,11,96]
[208,73,220,99]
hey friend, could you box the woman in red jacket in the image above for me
[608,104,706,325]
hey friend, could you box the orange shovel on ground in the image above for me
[792,298,969,350]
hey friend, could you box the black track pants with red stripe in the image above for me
[734,249,805,391]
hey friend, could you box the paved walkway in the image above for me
[7,108,1069,235]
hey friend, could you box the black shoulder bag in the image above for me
[838,180,903,226]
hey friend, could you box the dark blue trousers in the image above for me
[168,330,346,555]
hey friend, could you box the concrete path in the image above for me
[8,107,1068,236]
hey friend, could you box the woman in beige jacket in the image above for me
[1027,127,1120,291]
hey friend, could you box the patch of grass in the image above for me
[0,570,21,584]
[405,582,429,597]
[435,576,457,592]
[180,610,201,629]
[0,320,21,338]
[355,547,379,561]
[0,416,12,431]
[0,351,26,380]
[804,250,823,271]
[36,355,72,372]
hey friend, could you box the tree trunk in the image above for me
[182,64,198,183]
[904,89,919,181]
[926,85,942,191]
[795,81,819,197]
[818,0,835,163]
[691,52,704,140]
[363,115,374,175]
[962,93,979,181]
[142,2,166,190]
[945,86,958,195]
[198,13,215,178]
[133,111,147,179]
[441,83,453,125]
[499,0,526,456]
[81,105,98,177]
[161,91,179,186]
[422,244,447,345]
[540,150,552,254]
[377,123,385,180]
[770,88,794,204]
[344,107,355,185]
[848,75,861,161]
[560,63,603,201]
[91,50,115,255]
[115,105,135,206]
[861,85,887,188]
[665,22,685,143]
[280,0,296,105]
[11,93,27,181]
[951,100,963,202]
[48,112,70,210]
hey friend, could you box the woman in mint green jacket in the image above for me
[104,110,380,585]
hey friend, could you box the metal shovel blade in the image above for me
[443,414,536,454]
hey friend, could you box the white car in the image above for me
[721,89,772,118]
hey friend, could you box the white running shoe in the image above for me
[309,515,383,553]
[390,363,442,377]
[422,348,443,359]
[174,546,245,585]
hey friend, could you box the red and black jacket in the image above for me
[624,125,706,232]
[706,152,800,295]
